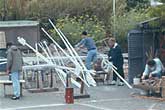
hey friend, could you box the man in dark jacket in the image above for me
[6,42,23,100]
[108,38,124,86]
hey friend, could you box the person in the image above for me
[75,31,97,70]
[108,37,124,86]
[141,57,164,80]
[6,42,23,100]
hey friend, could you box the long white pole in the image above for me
[0,59,6,62]
[112,67,132,89]
[48,20,82,70]
[43,41,56,64]
[0,62,6,65]
[38,43,53,64]
[41,28,90,87]
[18,37,52,64]
[99,53,132,88]
[58,29,96,86]
[52,45,65,66]
[41,28,81,67]
[58,29,86,69]
[48,20,96,86]
[35,43,39,65]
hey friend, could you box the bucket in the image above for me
[65,88,74,104]
[133,78,140,85]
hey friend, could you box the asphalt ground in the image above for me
[1,82,165,110]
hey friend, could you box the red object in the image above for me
[65,88,74,104]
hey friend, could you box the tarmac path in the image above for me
[1,84,165,110]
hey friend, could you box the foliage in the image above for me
[147,5,165,31]
[0,0,30,20]
[49,15,106,48]
[0,0,4,20]
[109,9,150,50]
[0,0,164,51]
[126,0,150,10]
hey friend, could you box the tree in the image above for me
[126,0,150,10]
[49,15,106,48]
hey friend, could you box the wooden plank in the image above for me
[0,80,25,84]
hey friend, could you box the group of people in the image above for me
[75,31,164,85]
[75,31,125,86]
[6,30,164,100]
[6,31,125,100]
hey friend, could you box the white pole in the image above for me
[0,62,6,65]
[57,29,97,86]
[41,28,90,87]
[41,28,81,67]
[99,53,132,89]
[38,43,53,64]
[35,43,39,65]
[112,67,132,89]
[17,37,52,64]
[0,59,6,62]
[48,20,82,70]
[58,29,86,69]
[43,41,56,63]
[52,45,65,66]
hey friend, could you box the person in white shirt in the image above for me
[141,57,164,80]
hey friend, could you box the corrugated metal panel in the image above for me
[128,30,144,84]
[128,58,143,83]
[0,21,39,27]
[128,30,143,59]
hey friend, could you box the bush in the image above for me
[49,15,106,48]
[109,9,150,52]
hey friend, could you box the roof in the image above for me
[139,17,160,25]
[138,17,161,30]
[0,20,39,28]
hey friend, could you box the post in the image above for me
[65,73,74,104]
[80,80,84,94]
[3,0,6,21]
[113,0,116,37]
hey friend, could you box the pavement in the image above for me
[1,81,165,110]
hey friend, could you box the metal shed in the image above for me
[0,20,40,49]
[128,17,163,84]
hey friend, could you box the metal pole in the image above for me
[113,0,116,37]
[3,0,6,21]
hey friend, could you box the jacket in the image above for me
[108,43,124,69]
[7,45,23,73]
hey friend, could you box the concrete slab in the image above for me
[1,84,165,110]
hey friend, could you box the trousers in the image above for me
[86,49,97,70]
[11,72,20,97]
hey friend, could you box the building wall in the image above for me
[128,29,158,84]
[128,30,144,84]
[0,26,40,49]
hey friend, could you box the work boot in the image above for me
[110,80,116,85]
[11,96,20,100]
[118,82,124,86]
